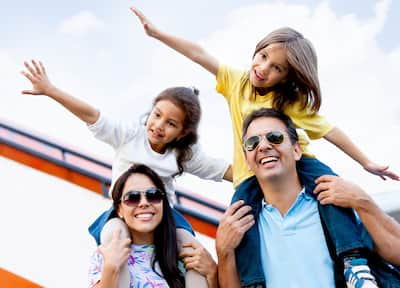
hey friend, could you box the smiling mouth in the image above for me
[135,212,154,220]
[260,156,278,165]
[254,70,265,81]
[150,130,163,138]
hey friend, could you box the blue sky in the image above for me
[1,1,399,287]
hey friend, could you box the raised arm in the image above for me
[130,7,219,76]
[314,175,400,265]
[324,127,399,181]
[21,60,99,125]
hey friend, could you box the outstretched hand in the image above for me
[363,162,399,181]
[21,60,54,96]
[130,7,159,37]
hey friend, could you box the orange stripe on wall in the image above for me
[0,268,42,288]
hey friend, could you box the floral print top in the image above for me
[88,244,169,288]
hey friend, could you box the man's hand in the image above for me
[216,200,254,257]
[314,175,369,209]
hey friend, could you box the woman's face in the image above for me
[118,173,164,244]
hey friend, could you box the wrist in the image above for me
[206,269,218,288]
[354,193,373,212]
[43,84,58,97]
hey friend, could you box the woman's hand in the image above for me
[180,241,218,288]
[99,229,131,271]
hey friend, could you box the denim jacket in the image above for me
[233,177,400,288]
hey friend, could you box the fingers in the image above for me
[313,181,331,195]
[130,6,145,23]
[20,69,35,83]
[314,174,337,184]
[31,59,42,75]
[181,241,199,250]
[224,200,250,219]
[382,170,400,181]
[24,61,37,76]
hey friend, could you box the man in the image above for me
[216,108,398,287]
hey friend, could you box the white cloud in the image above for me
[59,10,103,36]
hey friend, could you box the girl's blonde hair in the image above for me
[242,27,321,113]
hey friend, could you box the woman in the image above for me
[88,164,184,288]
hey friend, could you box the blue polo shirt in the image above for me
[258,188,335,288]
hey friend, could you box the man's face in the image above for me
[244,117,301,182]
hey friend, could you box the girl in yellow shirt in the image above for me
[130,7,399,287]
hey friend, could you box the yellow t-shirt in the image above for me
[216,64,334,187]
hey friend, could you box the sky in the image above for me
[1,0,400,287]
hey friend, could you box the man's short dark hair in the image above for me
[242,108,299,144]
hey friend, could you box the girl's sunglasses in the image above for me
[243,131,284,152]
[121,188,165,206]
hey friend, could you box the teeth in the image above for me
[260,156,277,164]
[135,213,153,219]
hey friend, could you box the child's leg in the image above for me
[172,209,208,288]
[100,217,131,288]
[177,229,209,288]
[88,206,116,245]
[297,156,365,255]
[231,176,266,286]
[298,156,378,287]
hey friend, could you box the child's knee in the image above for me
[176,228,201,253]
[100,218,130,244]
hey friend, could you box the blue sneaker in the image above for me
[344,258,379,288]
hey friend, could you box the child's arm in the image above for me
[223,165,233,182]
[130,7,219,76]
[21,60,100,125]
[324,127,399,180]
[314,175,400,265]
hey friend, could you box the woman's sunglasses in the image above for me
[243,131,284,152]
[121,188,165,206]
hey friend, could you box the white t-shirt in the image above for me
[88,113,229,202]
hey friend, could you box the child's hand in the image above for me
[21,60,54,96]
[364,162,400,181]
[130,7,159,37]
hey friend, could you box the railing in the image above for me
[0,120,226,238]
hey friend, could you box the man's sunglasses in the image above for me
[121,188,165,206]
[243,131,284,152]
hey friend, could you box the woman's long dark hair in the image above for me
[111,164,184,288]
[152,86,201,176]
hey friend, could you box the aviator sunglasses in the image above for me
[121,188,165,206]
[243,131,284,152]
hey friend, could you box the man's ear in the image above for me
[293,143,302,161]
[244,151,252,170]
